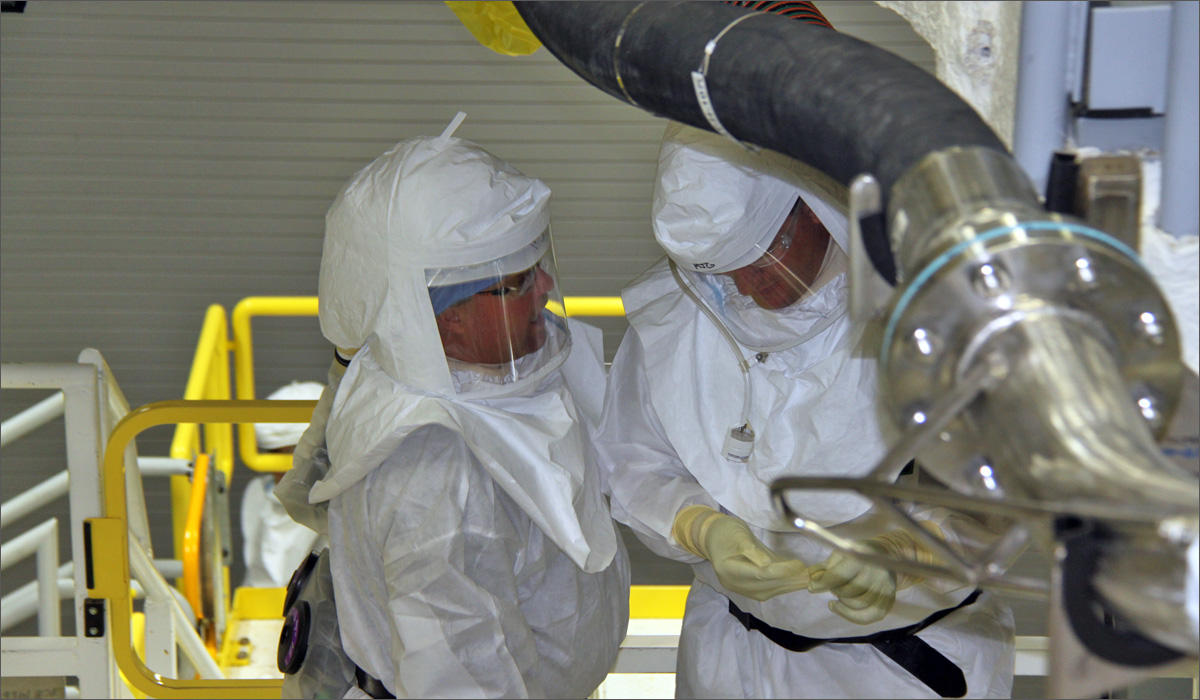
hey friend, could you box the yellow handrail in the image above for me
[168,304,233,560]
[92,400,315,698]
[629,584,689,618]
[231,297,319,474]
[564,295,625,317]
[180,453,209,640]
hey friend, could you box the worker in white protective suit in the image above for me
[240,381,323,588]
[274,118,629,699]
[595,122,1015,699]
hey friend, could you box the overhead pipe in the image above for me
[513,0,1024,283]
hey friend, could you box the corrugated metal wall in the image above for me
[0,0,933,624]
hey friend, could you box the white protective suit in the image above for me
[279,124,629,698]
[595,124,1014,699]
[241,381,323,589]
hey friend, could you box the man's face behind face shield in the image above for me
[724,198,831,310]
[424,230,570,393]
[435,261,556,365]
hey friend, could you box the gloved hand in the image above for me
[671,505,810,602]
[808,525,941,625]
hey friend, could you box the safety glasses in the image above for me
[477,266,538,297]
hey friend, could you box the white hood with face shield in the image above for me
[311,129,616,572]
[623,123,895,529]
[319,133,554,392]
[654,122,853,352]
[653,122,849,273]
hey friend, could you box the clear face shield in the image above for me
[426,229,569,394]
[677,196,844,353]
[721,196,832,310]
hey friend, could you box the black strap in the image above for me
[355,666,395,699]
[334,348,352,367]
[871,634,968,698]
[728,589,980,697]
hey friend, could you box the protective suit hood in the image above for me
[653,122,849,273]
[629,139,895,527]
[319,130,552,393]
[312,127,615,572]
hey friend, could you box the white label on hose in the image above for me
[691,70,737,142]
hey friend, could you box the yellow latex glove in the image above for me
[808,526,941,625]
[672,505,810,602]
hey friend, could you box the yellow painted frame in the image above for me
[629,584,689,619]
[217,587,288,673]
[230,297,319,475]
[166,305,234,559]
[180,453,209,623]
[179,452,222,654]
[91,400,314,698]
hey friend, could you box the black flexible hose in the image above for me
[1056,518,1184,667]
[513,1,1010,280]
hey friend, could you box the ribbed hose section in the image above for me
[513,1,1010,278]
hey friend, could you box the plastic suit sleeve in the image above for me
[275,355,346,534]
[594,329,719,563]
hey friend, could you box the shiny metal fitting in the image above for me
[888,146,1043,281]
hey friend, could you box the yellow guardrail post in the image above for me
[231,297,320,475]
[629,584,690,619]
[168,305,231,562]
[93,399,315,698]
[180,453,211,650]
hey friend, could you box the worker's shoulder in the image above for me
[376,424,477,481]
[359,425,483,515]
[621,258,691,320]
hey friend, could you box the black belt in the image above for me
[728,589,981,698]
[355,666,395,699]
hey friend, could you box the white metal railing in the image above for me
[1,357,121,698]
[1,391,65,447]
[2,559,186,635]
[1,471,70,529]
[1,459,187,533]
[0,519,60,637]
[1,351,223,697]
[130,543,223,679]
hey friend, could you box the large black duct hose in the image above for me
[513,1,1010,282]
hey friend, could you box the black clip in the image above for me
[84,598,105,638]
